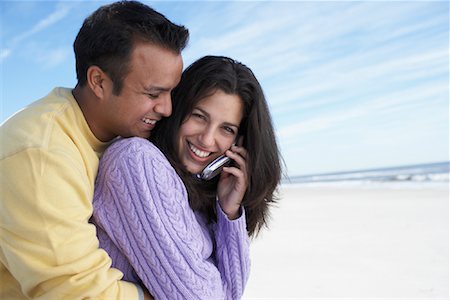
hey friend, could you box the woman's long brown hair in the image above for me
[151,56,282,237]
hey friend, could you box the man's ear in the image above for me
[86,66,108,99]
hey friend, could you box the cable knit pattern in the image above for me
[91,137,250,300]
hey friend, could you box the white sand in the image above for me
[242,183,449,299]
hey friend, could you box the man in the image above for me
[0,1,188,299]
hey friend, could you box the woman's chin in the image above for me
[185,164,204,175]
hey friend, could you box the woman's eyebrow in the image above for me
[223,122,239,129]
[195,107,239,128]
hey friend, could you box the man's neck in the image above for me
[72,85,110,142]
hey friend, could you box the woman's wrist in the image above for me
[217,196,241,220]
[224,208,240,220]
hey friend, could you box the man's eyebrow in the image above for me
[144,86,171,93]
[194,107,209,116]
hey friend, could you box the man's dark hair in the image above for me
[73,1,189,94]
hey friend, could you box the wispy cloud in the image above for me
[269,47,448,116]
[0,49,11,62]
[1,2,73,64]
[36,47,71,69]
[10,5,71,46]
[277,80,448,139]
[183,1,447,106]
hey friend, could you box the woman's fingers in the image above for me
[226,146,247,169]
[222,166,243,180]
[222,166,247,192]
[231,145,247,158]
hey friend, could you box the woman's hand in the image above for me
[217,145,249,220]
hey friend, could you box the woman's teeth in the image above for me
[142,117,156,125]
[188,142,210,158]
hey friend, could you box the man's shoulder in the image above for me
[4,87,73,120]
[2,87,74,129]
[0,87,87,158]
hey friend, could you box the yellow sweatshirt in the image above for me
[0,88,140,299]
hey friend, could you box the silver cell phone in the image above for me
[196,136,241,181]
[196,154,231,181]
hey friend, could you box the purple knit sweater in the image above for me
[91,137,250,300]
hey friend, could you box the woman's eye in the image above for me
[224,126,236,135]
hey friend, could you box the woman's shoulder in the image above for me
[99,137,182,189]
[105,137,163,158]
[100,137,174,173]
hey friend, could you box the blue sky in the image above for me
[1,1,448,177]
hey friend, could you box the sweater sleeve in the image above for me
[213,201,251,299]
[93,137,248,300]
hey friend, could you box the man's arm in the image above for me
[144,291,154,300]
[0,148,140,299]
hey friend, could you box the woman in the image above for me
[92,56,282,299]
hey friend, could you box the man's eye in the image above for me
[192,113,206,120]
[147,93,159,99]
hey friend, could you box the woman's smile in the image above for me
[188,141,211,159]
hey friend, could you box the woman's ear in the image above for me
[86,65,108,99]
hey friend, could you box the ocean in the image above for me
[286,161,449,186]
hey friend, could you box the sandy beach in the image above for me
[242,183,449,299]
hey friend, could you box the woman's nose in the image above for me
[198,128,215,148]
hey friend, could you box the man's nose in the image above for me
[154,94,172,117]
